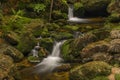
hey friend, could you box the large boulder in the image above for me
[0,39,24,62]
[61,32,96,62]
[0,54,14,80]
[81,41,110,59]
[70,61,112,80]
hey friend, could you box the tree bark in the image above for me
[49,0,53,22]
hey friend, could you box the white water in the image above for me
[68,4,90,23]
[31,42,40,58]
[32,40,65,74]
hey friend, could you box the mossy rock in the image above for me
[0,54,14,80]
[62,32,96,62]
[40,38,54,53]
[51,32,73,40]
[74,2,85,17]
[16,31,36,55]
[70,61,112,80]
[45,23,60,31]
[81,40,110,59]
[52,10,67,20]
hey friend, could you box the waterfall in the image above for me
[32,40,65,74]
[67,4,104,23]
[68,4,74,19]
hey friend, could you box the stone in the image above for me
[108,39,120,53]
[70,61,112,80]
[110,30,120,39]
[81,41,110,59]
[0,54,14,80]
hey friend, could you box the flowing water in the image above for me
[20,40,68,80]
[68,4,104,23]
[32,40,65,74]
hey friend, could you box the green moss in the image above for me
[92,76,109,80]
[70,61,112,80]
[115,74,120,80]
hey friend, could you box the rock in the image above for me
[81,41,110,59]
[3,45,24,62]
[110,30,120,39]
[92,52,112,62]
[108,39,120,53]
[40,38,54,53]
[0,54,14,80]
[80,0,111,16]
[107,0,120,22]
[70,61,112,80]
[4,31,19,45]
[51,32,73,40]
[54,64,71,72]
[61,32,96,62]
[16,31,36,55]
[24,19,44,37]
[0,42,24,62]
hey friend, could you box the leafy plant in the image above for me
[33,4,46,13]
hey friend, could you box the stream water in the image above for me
[20,40,68,80]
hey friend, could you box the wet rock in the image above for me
[54,64,71,72]
[4,31,19,45]
[81,41,110,59]
[70,61,112,80]
[110,30,120,39]
[0,54,14,80]
[108,39,120,53]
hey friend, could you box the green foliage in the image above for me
[92,76,109,80]
[74,2,83,10]
[115,74,120,80]
[61,0,68,5]
[30,3,46,13]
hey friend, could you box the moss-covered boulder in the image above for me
[0,54,14,80]
[40,38,54,53]
[108,39,120,53]
[70,61,112,80]
[4,31,19,45]
[81,41,110,59]
[3,45,24,62]
[16,31,36,55]
[61,32,96,62]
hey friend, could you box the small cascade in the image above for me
[32,40,66,74]
[31,42,40,58]
[68,4,104,23]
[68,4,74,19]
